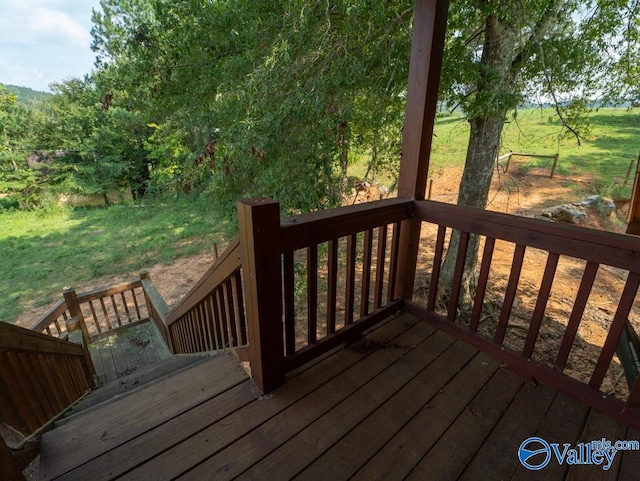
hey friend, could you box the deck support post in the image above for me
[394,0,450,299]
[237,198,285,393]
[63,288,91,345]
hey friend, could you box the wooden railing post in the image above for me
[237,198,284,393]
[63,288,91,345]
[66,317,97,387]
[394,0,450,300]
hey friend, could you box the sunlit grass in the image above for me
[0,197,234,323]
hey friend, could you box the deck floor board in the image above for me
[39,313,640,481]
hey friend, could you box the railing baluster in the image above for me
[523,252,559,358]
[132,288,142,319]
[110,295,122,326]
[360,229,373,317]
[216,288,230,348]
[555,262,600,371]
[121,291,132,323]
[387,221,402,303]
[327,240,338,334]
[447,230,470,322]
[345,234,357,326]
[374,224,388,309]
[470,237,496,332]
[427,225,447,312]
[307,244,318,344]
[494,244,526,345]
[225,279,239,347]
[100,297,112,330]
[234,271,248,346]
[88,301,101,333]
[590,272,640,389]
[283,252,296,355]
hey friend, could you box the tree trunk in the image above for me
[439,11,515,311]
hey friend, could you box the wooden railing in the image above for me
[405,199,640,427]
[0,319,95,477]
[165,238,247,354]
[237,197,413,391]
[30,273,163,344]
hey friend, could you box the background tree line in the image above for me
[1,0,638,215]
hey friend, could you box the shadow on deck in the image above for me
[39,313,640,480]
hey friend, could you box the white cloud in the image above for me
[0,0,100,91]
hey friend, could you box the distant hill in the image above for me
[1,84,51,104]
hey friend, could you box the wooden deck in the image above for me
[89,319,172,385]
[40,313,640,480]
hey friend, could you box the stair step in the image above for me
[59,353,216,424]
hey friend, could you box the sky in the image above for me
[0,0,102,92]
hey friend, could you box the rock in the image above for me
[580,195,615,217]
[540,204,587,224]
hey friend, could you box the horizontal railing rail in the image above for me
[407,199,640,428]
[165,238,247,354]
[30,299,72,339]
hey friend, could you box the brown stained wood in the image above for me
[284,340,476,481]
[233,271,248,345]
[448,230,470,322]
[280,198,413,252]
[427,224,447,311]
[345,235,357,325]
[33,354,64,414]
[494,243,526,344]
[225,279,239,347]
[307,244,319,344]
[284,301,402,372]
[374,224,388,309]
[132,288,142,319]
[523,252,560,358]
[565,409,627,480]
[406,367,524,481]
[0,321,85,357]
[88,301,101,333]
[238,198,285,393]
[39,354,248,481]
[120,292,132,323]
[387,221,401,303]
[58,381,259,481]
[283,251,296,355]
[99,297,112,330]
[216,288,230,348]
[590,271,640,389]
[405,301,640,431]
[350,352,500,481]
[4,351,44,433]
[0,354,30,435]
[75,280,142,303]
[327,240,338,335]
[458,382,556,481]
[210,293,223,350]
[510,392,591,481]
[415,200,640,272]
[556,262,600,371]
[110,295,121,327]
[470,237,496,331]
[360,229,373,317]
[30,298,69,333]
[175,321,445,481]
[20,353,55,422]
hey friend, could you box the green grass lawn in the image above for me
[429,107,640,197]
[0,198,234,323]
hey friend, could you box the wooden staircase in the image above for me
[38,352,250,481]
